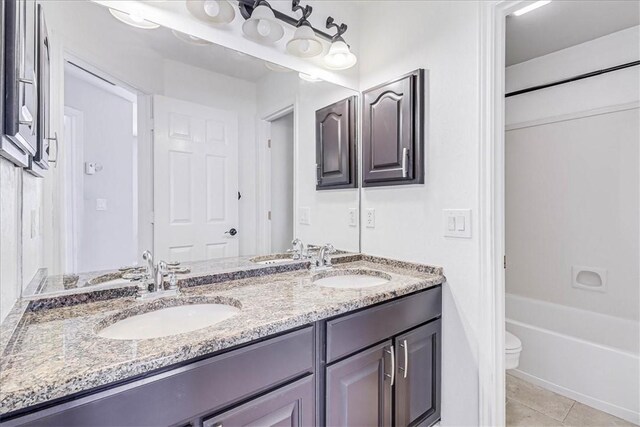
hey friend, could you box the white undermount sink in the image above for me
[97,303,240,340]
[313,269,391,289]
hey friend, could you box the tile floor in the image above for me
[506,373,637,427]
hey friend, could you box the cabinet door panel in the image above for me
[326,341,392,427]
[362,69,424,187]
[202,375,314,427]
[394,320,441,427]
[315,96,356,189]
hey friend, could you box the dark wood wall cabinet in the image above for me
[315,96,357,190]
[362,69,425,187]
[1,0,51,175]
[3,287,442,427]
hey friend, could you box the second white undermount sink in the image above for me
[97,302,240,340]
[313,269,391,289]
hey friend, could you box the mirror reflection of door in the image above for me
[153,96,239,263]
[269,112,294,253]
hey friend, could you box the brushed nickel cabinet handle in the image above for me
[384,345,395,386]
[402,147,409,178]
[401,339,408,378]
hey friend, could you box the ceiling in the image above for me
[78,2,289,83]
[506,0,640,66]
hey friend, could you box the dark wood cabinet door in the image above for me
[202,376,315,427]
[325,340,392,427]
[394,319,441,427]
[362,69,424,187]
[31,2,50,173]
[315,96,356,189]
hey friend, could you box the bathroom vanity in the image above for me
[0,256,443,427]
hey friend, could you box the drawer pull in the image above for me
[384,345,395,386]
[400,339,408,378]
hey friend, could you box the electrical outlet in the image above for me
[366,208,376,228]
[348,208,357,227]
[299,207,311,225]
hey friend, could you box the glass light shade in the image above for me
[298,72,322,82]
[171,30,213,46]
[286,25,323,58]
[109,8,159,29]
[185,0,235,24]
[265,62,292,73]
[324,40,357,70]
[242,4,284,43]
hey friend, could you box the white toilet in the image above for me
[505,331,522,370]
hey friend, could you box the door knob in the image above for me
[225,228,238,236]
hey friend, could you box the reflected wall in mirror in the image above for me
[24,0,359,297]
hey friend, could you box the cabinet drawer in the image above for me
[9,327,314,427]
[203,375,315,427]
[325,287,441,363]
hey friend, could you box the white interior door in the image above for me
[153,95,239,263]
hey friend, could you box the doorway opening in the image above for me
[62,58,138,273]
[268,112,295,253]
[502,2,639,426]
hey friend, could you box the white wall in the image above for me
[357,2,482,425]
[0,158,22,322]
[65,73,137,272]
[505,27,640,321]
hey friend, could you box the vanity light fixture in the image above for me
[323,17,356,70]
[186,0,235,25]
[265,62,292,72]
[298,72,321,82]
[171,30,213,46]
[286,0,322,58]
[109,8,159,29]
[242,0,284,43]
[512,0,551,16]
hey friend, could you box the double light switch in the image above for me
[443,209,471,238]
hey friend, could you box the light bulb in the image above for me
[299,39,310,53]
[203,0,220,17]
[257,19,271,37]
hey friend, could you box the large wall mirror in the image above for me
[23,0,360,298]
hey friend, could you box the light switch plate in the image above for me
[365,208,376,228]
[299,207,311,225]
[443,209,471,238]
[96,198,108,211]
[348,208,357,227]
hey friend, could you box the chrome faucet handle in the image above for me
[156,261,168,291]
[142,250,154,278]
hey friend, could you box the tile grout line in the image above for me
[561,400,576,424]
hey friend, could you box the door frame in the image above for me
[257,104,296,255]
[477,1,524,426]
[62,106,83,272]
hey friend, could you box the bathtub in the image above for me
[506,293,639,424]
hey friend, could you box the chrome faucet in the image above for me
[315,243,336,269]
[289,238,306,260]
[139,251,178,299]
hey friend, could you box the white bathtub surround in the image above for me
[506,293,639,424]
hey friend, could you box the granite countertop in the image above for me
[0,255,444,417]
